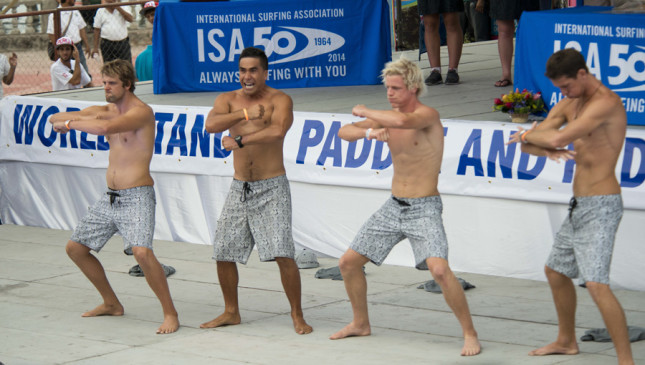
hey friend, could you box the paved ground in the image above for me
[1,224,644,364]
[2,40,645,364]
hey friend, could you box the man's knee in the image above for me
[275,256,297,269]
[585,281,611,300]
[427,258,451,282]
[131,246,155,264]
[338,251,366,274]
[66,240,89,259]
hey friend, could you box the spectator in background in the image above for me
[491,0,539,87]
[135,1,157,82]
[47,0,91,78]
[51,37,92,91]
[463,0,490,42]
[419,0,464,85]
[0,52,17,99]
[92,0,134,64]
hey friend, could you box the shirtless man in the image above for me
[49,60,179,334]
[200,47,312,335]
[508,48,633,365]
[329,58,481,356]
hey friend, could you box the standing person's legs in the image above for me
[442,12,463,70]
[275,257,313,334]
[529,266,580,355]
[117,186,179,334]
[66,192,122,317]
[331,197,404,340]
[249,175,311,334]
[329,249,371,340]
[131,246,179,334]
[200,261,242,328]
[66,240,124,317]
[202,179,249,328]
[423,13,442,69]
[495,19,515,86]
[426,257,480,355]
[586,282,634,364]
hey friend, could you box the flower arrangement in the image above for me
[493,88,546,115]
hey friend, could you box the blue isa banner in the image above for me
[515,7,645,126]
[153,0,392,94]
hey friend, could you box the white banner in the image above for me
[2,95,644,210]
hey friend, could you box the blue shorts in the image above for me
[546,194,623,285]
[350,195,448,270]
[71,186,156,255]
[212,175,295,264]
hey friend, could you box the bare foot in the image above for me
[200,312,241,329]
[329,322,371,340]
[82,303,124,317]
[292,314,313,335]
[529,342,579,356]
[461,335,482,356]
[157,314,180,334]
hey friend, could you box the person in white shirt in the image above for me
[92,0,133,64]
[47,0,91,76]
[51,37,92,91]
[0,52,18,99]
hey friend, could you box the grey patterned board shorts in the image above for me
[212,175,295,264]
[546,194,623,285]
[71,185,156,255]
[418,0,465,15]
[350,195,448,270]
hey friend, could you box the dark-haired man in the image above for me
[508,48,633,364]
[51,36,91,91]
[201,47,312,335]
[49,60,179,334]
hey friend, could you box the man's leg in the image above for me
[65,240,124,317]
[200,261,242,328]
[426,257,481,356]
[442,12,463,70]
[330,249,371,340]
[131,246,179,334]
[586,282,634,365]
[529,266,579,356]
[275,257,313,334]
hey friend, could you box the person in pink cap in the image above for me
[135,1,157,81]
[50,36,91,91]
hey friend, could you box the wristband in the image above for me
[521,129,531,143]
[243,108,249,121]
[65,120,71,129]
[365,128,372,139]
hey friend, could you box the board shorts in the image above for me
[546,194,623,285]
[212,175,295,264]
[71,185,156,255]
[350,195,448,270]
[418,0,465,15]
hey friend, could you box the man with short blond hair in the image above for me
[330,58,481,357]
